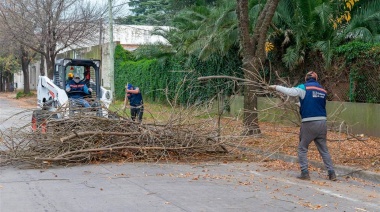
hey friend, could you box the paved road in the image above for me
[1,163,379,212]
[0,94,33,131]
[1,94,379,212]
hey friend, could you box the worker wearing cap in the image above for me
[268,71,336,181]
[68,72,74,81]
[126,83,143,122]
[66,73,92,108]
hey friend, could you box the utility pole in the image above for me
[108,0,114,98]
[99,19,103,85]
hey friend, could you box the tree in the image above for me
[143,0,279,135]
[116,0,173,25]
[17,45,36,93]
[127,0,239,69]
[335,0,380,43]
[0,0,104,79]
[263,0,380,75]
[115,0,218,25]
[269,0,325,71]
[0,54,20,92]
[0,13,33,94]
[170,0,238,60]
[236,0,280,135]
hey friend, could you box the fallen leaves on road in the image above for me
[298,201,323,210]
[222,120,379,173]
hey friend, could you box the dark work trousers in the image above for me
[130,105,144,122]
[299,120,334,172]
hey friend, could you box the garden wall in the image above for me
[228,96,380,137]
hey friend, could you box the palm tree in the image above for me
[270,0,380,71]
[168,0,238,61]
[269,0,325,70]
[340,0,380,43]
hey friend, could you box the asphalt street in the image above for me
[1,162,380,212]
[0,95,33,131]
[1,94,379,212]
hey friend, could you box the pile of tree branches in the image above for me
[0,107,228,168]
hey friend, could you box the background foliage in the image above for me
[115,0,219,26]
[113,0,380,104]
[334,41,380,103]
[115,0,380,104]
[114,44,242,105]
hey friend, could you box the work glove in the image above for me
[88,88,93,93]
[268,85,277,91]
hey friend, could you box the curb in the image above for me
[268,152,380,184]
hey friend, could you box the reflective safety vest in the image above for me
[67,80,87,98]
[299,79,327,120]
[128,87,143,107]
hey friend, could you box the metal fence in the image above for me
[322,68,380,103]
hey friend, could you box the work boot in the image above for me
[328,170,337,181]
[297,170,310,180]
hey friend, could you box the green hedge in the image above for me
[335,41,380,103]
[114,44,243,105]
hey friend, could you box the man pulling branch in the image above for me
[268,71,337,181]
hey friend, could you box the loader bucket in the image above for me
[31,110,49,133]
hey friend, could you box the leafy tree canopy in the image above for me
[115,0,218,26]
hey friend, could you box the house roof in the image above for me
[112,24,170,46]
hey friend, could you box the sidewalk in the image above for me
[262,151,380,184]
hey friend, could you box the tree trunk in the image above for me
[20,46,31,94]
[236,0,280,135]
[46,52,55,79]
[40,53,45,76]
[0,68,3,92]
[241,55,262,135]
[21,61,30,94]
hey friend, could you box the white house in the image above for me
[14,24,170,91]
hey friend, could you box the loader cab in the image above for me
[53,58,102,100]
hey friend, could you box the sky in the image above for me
[87,0,131,17]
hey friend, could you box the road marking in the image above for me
[249,170,380,209]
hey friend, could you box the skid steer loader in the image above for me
[32,58,113,132]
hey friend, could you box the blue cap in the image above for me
[127,83,133,89]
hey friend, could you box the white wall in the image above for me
[112,25,170,47]
[101,43,112,89]
[14,61,43,91]
[14,71,24,90]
